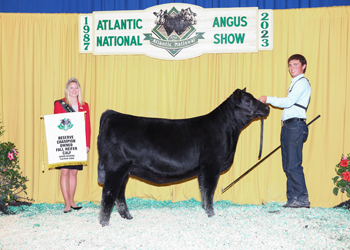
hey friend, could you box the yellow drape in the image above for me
[0,6,349,207]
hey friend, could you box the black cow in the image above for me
[97,88,269,226]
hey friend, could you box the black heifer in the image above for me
[97,88,269,226]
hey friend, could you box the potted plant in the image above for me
[0,119,31,214]
[332,154,350,209]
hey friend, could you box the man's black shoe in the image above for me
[283,203,310,208]
[288,204,310,208]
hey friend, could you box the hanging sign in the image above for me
[79,14,93,53]
[259,9,273,50]
[79,3,273,60]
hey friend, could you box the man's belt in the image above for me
[282,118,306,126]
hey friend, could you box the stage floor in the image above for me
[1,198,349,249]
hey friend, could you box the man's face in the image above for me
[288,59,306,78]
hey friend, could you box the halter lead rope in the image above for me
[234,102,264,159]
[258,118,263,159]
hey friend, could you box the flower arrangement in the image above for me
[0,119,31,214]
[333,154,350,198]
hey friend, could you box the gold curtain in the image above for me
[0,6,349,207]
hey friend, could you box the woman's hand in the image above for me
[86,147,90,153]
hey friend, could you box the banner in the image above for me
[44,112,87,169]
[79,3,273,60]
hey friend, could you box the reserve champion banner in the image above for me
[44,112,87,169]
[79,3,273,60]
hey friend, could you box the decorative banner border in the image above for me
[79,3,273,60]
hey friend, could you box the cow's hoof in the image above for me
[206,211,215,218]
[99,220,109,227]
[99,215,110,227]
[121,213,133,220]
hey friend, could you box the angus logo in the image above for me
[58,118,74,131]
[144,7,205,57]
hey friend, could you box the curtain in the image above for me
[0,6,349,207]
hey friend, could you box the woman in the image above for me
[54,77,91,213]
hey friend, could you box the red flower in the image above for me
[342,171,350,181]
[340,158,348,167]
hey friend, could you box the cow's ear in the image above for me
[242,87,246,92]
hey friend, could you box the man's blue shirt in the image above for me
[266,74,311,121]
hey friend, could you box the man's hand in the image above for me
[258,96,267,103]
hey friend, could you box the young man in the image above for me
[258,54,311,208]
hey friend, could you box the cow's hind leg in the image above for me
[99,181,119,227]
[115,175,133,220]
[99,163,131,226]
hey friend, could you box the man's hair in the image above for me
[288,54,307,73]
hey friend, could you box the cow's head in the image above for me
[232,88,270,120]
[153,9,167,25]
[181,8,197,24]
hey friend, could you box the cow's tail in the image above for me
[97,161,105,184]
[97,110,114,184]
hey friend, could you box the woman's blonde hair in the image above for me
[64,77,84,105]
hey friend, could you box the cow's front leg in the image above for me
[197,174,206,209]
[201,169,220,217]
[115,175,133,220]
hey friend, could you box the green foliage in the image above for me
[333,154,350,198]
[333,187,339,196]
[0,122,4,138]
[0,119,30,208]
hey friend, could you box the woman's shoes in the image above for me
[63,205,82,213]
[71,206,82,210]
